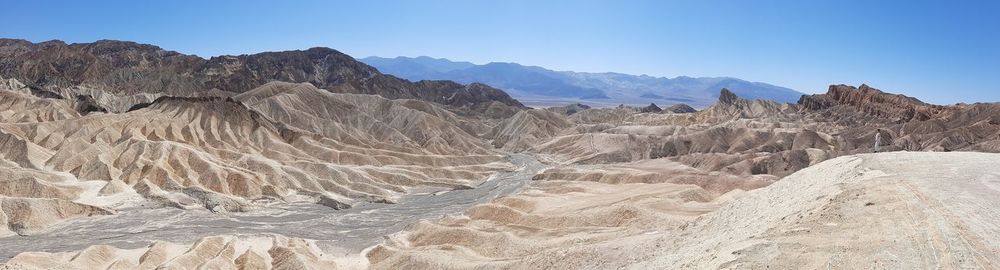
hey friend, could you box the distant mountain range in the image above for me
[361,56,805,107]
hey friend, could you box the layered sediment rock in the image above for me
[485,110,574,151]
[798,84,948,122]
[0,197,113,237]
[0,78,512,230]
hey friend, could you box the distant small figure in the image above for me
[873,131,881,153]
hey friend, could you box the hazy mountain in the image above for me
[359,56,475,80]
[362,56,805,107]
[433,62,610,99]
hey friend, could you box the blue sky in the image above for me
[2,0,998,104]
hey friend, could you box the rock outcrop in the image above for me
[702,88,788,120]
[797,84,1000,152]
[798,84,948,122]
[639,103,663,113]
[664,103,696,113]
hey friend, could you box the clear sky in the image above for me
[2,0,998,104]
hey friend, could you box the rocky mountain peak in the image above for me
[700,88,785,121]
[640,103,663,113]
[718,88,740,104]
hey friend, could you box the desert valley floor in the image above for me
[0,39,998,269]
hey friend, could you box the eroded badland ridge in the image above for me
[0,39,997,269]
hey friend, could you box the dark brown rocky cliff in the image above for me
[0,39,526,116]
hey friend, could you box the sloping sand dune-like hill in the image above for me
[531,158,776,194]
[0,78,512,235]
[235,81,497,156]
[484,109,574,151]
[368,151,1000,269]
[628,151,1000,269]
[566,106,640,125]
[0,78,81,123]
[366,158,758,269]
[348,85,999,269]
[367,181,730,270]
[0,197,113,237]
[2,234,339,270]
[514,91,814,170]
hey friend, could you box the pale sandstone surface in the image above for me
[369,152,1000,269]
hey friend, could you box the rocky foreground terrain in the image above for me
[0,39,998,269]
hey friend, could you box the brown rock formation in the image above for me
[639,103,663,113]
[664,103,697,113]
[0,39,526,116]
[798,84,949,122]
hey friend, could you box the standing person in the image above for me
[873,130,882,153]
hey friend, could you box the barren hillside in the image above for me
[1,40,998,270]
[368,152,1000,269]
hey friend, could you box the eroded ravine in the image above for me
[0,154,544,260]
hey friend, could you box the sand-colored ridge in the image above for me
[365,152,1000,269]
[1,234,339,270]
[0,196,113,237]
[532,158,775,194]
[0,78,513,236]
[367,180,730,270]
[485,109,573,151]
[366,158,762,269]
[629,151,1000,269]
